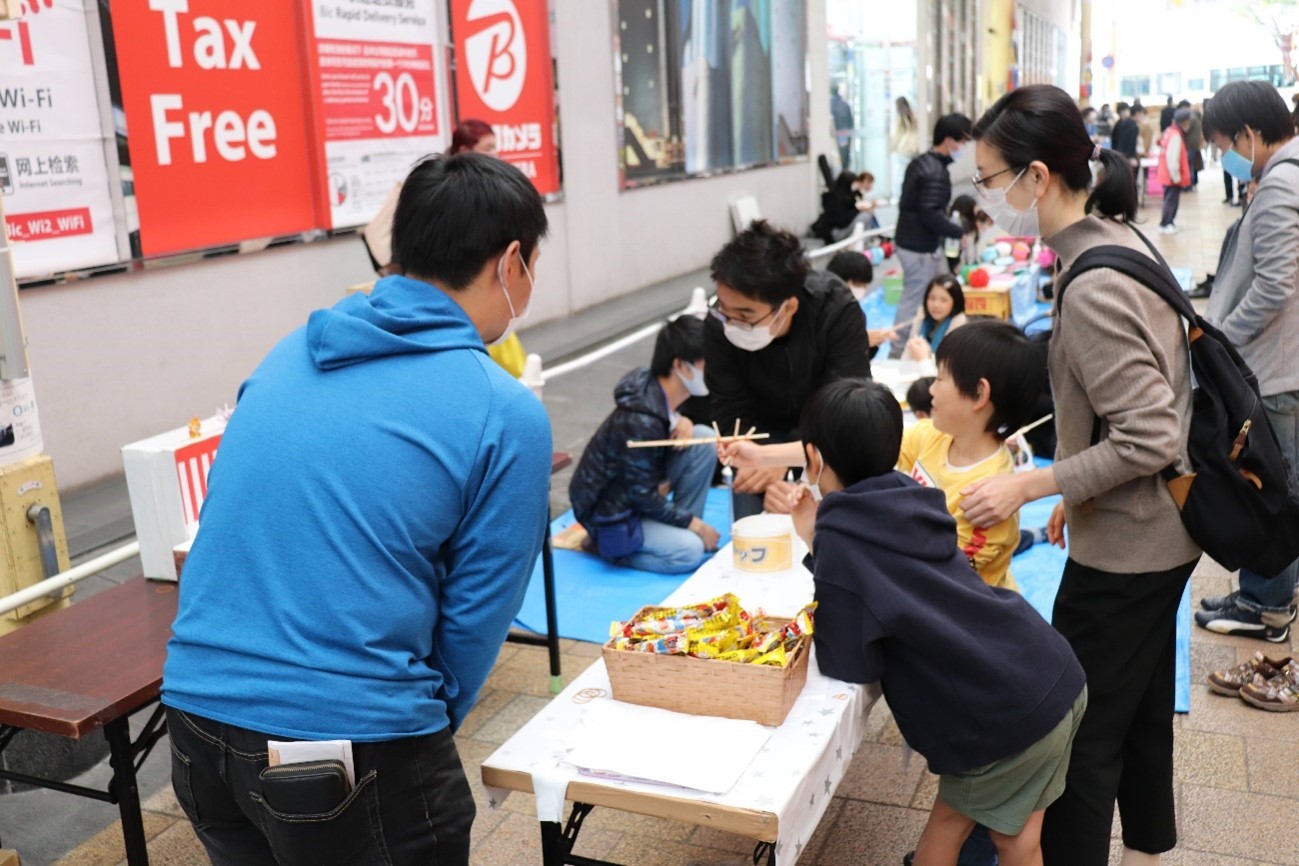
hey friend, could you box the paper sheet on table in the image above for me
[563,700,772,794]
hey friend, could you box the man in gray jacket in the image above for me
[1197,81,1299,642]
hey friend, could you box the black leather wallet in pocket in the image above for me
[259,760,350,815]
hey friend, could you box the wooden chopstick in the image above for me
[627,432,771,449]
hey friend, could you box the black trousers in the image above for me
[167,707,475,866]
[1040,556,1198,865]
[1159,185,1182,227]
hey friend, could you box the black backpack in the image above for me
[1055,239,1299,577]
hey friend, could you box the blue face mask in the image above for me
[1222,134,1256,183]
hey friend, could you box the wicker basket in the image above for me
[602,607,811,727]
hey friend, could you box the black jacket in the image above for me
[810,472,1086,775]
[1111,117,1140,158]
[568,368,694,531]
[894,151,964,254]
[810,187,859,243]
[704,271,869,439]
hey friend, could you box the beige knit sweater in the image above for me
[1046,215,1200,573]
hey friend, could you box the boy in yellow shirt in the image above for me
[721,319,1042,591]
[899,320,1043,588]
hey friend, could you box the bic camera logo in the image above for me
[463,0,526,112]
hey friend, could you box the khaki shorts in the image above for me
[938,686,1088,836]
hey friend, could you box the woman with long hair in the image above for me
[891,96,921,198]
[958,85,1200,866]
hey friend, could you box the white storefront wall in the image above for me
[20,0,828,491]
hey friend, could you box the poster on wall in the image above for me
[105,0,319,257]
[449,0,559,196]
[618,0,808,188]
[303,0,447,229]
[0,0,124,279]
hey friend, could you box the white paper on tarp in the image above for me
[564,700,771,794]
[661,539,813,619]
[306,0,449,229]
[1,0,123,278]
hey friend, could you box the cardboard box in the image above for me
[964,286,1012,320]
[122,417,225,581]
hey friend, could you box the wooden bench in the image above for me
[0,577,178,865]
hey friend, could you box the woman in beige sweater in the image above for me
[959,86,1199,866]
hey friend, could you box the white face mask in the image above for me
[806,446,824,502]
[977,168,1040,238]
[676,361,709,397]
[722,301,786,352]
[491,251,534,346]
[849,283,868,302]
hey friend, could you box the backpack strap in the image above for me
[1051,238,1196,461]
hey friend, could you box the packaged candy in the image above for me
[717,647,760,664]
[755,645,788,667]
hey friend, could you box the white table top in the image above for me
[480,538,878,865]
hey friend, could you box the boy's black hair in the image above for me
[934,319,1044,439]
[709,220,810,306]
[650,316,706,378]
[906,376,935,415]
[826,251,874,285]
[949,194,977,233]
[801,379,903,486]
[393,153,548,289]
[922,275,965,322]
[932,113,973,147]
[1203,80,1296,145]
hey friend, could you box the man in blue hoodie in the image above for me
[162,153,552,866]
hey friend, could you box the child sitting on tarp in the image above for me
[568,317,722,574]
[791,377,1086,866]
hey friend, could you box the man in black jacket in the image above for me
[704,221,869,519]
[1111,102,1140,163]
[891,113,972,354]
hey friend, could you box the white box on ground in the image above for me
[122,416,225,581]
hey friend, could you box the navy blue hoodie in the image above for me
[568,367,694,533]
[811,471,1084,775]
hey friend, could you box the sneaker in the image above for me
[1194,606,1292,642]
[1200,590,1239,612]
[1239,662,1299,712]
[1206,651,1291,696]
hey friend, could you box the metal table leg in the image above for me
[541,524,563,694]
[104,717,149,866]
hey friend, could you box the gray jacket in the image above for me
[1206,138,1299,397]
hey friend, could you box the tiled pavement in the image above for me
[6,168,1297,866]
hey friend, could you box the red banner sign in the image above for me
[108,0,318,256]
[450,0,559,195]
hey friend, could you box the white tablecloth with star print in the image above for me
[480,541,879,865]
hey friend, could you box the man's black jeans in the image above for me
[166,707,475,866]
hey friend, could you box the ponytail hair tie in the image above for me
[1092,144,1102,160]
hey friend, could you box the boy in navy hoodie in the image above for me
[793,378,1086,866]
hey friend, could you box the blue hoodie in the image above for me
[162,275,552,741]
[810,471,1084,775]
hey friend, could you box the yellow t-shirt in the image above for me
[898,420,1019,590]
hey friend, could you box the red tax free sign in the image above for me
[109,0,317,256]
[450,0,558,195]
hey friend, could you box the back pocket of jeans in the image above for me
[251,770,392,866]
